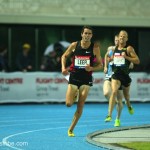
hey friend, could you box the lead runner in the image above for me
[61,25,103,137]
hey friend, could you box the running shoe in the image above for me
[68,130,75,137]
[128,106,134,115]
[105,116,112,122]
[114,119,121,127]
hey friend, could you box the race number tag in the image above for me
[114,53,125,66]
[74,56,90,68]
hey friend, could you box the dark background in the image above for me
[0,24,149,72]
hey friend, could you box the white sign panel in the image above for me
[0,72,149,103]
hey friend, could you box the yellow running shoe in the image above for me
[128,106,134,115]
[105,116,112,122]
[68,130,75,137]
[114,119,121,127]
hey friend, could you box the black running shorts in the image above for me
[69,72,93,88]
[112,73,132,87]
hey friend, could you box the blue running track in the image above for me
[0,102,150,150]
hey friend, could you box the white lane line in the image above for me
[2,126,68,150]
[2,122,111,150]
[2,120,149,149]
[0,119,102,128]
[0,117,71,123]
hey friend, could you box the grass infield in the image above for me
[117,142,150,150]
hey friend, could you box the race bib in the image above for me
[74,56,90,68]
[114,53,125,66]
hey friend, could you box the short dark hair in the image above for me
[81,25,93,34]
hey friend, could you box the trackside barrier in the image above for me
[0,72,149,103]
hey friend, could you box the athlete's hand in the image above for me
[129,62,134,69]
[62,68,69,76]
[104,67,108,74]
[122,52,127,58]
[85,65,92,72]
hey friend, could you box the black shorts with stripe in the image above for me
[112,73,132,87]
[69,71,93,88]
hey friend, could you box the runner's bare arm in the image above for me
[122,46,140,64]
[61,42,77,75]
[104,46,115,73]
[104,51,109,74]
[85,43,103,72]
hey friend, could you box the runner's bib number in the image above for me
[74,56,90,68]
[114,53,125,66]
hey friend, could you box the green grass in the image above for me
[117,142,150,150]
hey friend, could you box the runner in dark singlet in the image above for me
[105,30,140,126]
[61,26,103,137]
